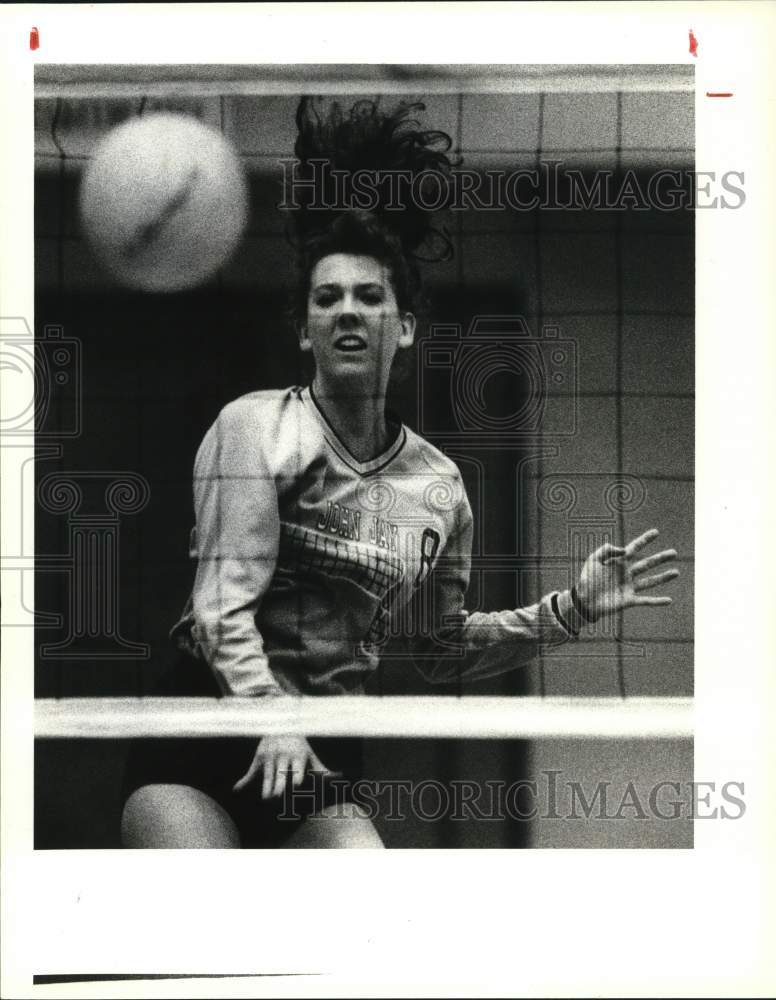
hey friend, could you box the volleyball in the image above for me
[79,113,248,292]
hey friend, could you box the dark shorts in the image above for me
[121,652,364,848]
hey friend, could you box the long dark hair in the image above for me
[288,97,457,327]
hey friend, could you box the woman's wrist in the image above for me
[570,585,597,624]
[552,589,592,638]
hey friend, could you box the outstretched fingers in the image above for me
[262,756,276,799]
[308,748,342,780]
[232,754,261,794]
[271,755,291,799]
[632,594,673,606]
[290,755,306,789]
[633,568,680,592]
[624,528,660,558]
[308,749,328,775]
[631,548,678,576]
[594,542,627,564]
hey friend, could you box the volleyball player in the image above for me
[121,99,679,849]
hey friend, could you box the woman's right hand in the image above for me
[232,734,337,800]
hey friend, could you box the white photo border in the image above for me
[1,2,775,997]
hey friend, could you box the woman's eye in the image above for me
[314,294,337,307]
[361,292,384,305]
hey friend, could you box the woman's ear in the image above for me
[397,312,416,350]
[298,325,313,353]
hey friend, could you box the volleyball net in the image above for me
[35,695,693,740]
[28,63,694,745]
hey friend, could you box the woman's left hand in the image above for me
[575,528,679,622]
[232,734,337,800]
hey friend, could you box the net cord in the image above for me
[35,696,693,740]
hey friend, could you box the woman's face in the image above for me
[301,253,415,390]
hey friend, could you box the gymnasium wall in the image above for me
[33,78,694,848]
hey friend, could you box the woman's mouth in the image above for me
[334,334,367,352]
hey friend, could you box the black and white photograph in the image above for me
[1,3,774,996]
[31,61,693,852]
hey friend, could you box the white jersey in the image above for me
[171,386,581,696]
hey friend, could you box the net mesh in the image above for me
[32,65,694,728]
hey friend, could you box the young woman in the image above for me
[121,99,679,849]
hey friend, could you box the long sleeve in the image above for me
[191,401,284,697]
[409,497,586,685]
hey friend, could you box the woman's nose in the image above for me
[339,292,358,314]
[335,296,360,326]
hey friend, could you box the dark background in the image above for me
[34,84,694,849]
